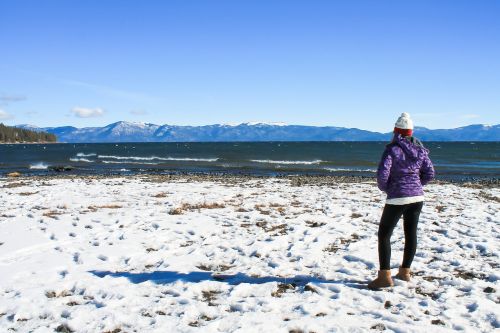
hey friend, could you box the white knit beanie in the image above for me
[395,112,414,130]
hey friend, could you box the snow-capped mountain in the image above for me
[412,125,500,141]
[15,121,500,142]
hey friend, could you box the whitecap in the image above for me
[101,160,160,165]
[250,159,323,165]
[98,155,218,162]
[29,162,49,170]
[70,158,94,163]
[164,157,219,162]
[324,167,376,173]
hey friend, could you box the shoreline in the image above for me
[2,172,500,188]
[0,141,58,144]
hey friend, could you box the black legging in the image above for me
[378,202,423,270]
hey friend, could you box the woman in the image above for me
[368,113,435,289]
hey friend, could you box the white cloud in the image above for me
[0,93,27,105]
[459,114,480,120]
[71,107,104,118]
[0,109,14,120]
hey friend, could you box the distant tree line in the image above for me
[0,123,57,143]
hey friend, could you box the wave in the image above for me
[98,155,218,162]
[324,167,377,173]
[29,162,49,170]
[70,158,94,163]
[250,159,323,165]
[101,160,160,165]
[76,152,97,157]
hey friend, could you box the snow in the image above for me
[0,176,498,332]
[15,124,41,129]
[105,121,160,136]
[242,122,288,126]
[221,122,288,127]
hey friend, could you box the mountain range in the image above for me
[15,122,500,142]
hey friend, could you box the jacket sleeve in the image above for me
[377,148,392,192]
[420,153,435,186]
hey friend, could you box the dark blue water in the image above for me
[1,142,498,180]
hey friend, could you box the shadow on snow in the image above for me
[89,270,366,289]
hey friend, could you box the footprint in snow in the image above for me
[343,255,375,269]
[73,252,82,264]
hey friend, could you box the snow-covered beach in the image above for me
[0,175,498,332]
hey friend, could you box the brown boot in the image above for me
[368,270,394,290]
[395,267,411,282]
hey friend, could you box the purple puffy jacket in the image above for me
[377,134,435,199]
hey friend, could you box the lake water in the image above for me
[1,142,498,181]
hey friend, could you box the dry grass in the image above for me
[415,287,440,300]
[253,221,288,235]
[453,269,487,281]
[168,207,184,215]
[201,290,222,306]
[169,202,225,215]
[152,192,168,198]
[435,205,446,213]
[271,283,296,297]
[196,263,233,272]
[256,221,267,228]
[45,290,73,298]
[18,191,39,196]
[478,191,500,203]
[323,243,340,254]
[98,204,122,209]
[42,210,64,219]
[255,203,288,216]
[258,209,271,215]
[87,204,123,212]
[275,206,286,215]
[305,220,326,228]
[304,284,318,293]
[198,202,225,209]
[324,233,360,253]
[188,314,215,327]
[2,181,31,188]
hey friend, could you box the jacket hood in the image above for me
[391,134,428,160]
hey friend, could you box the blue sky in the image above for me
[0,0,499,132]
